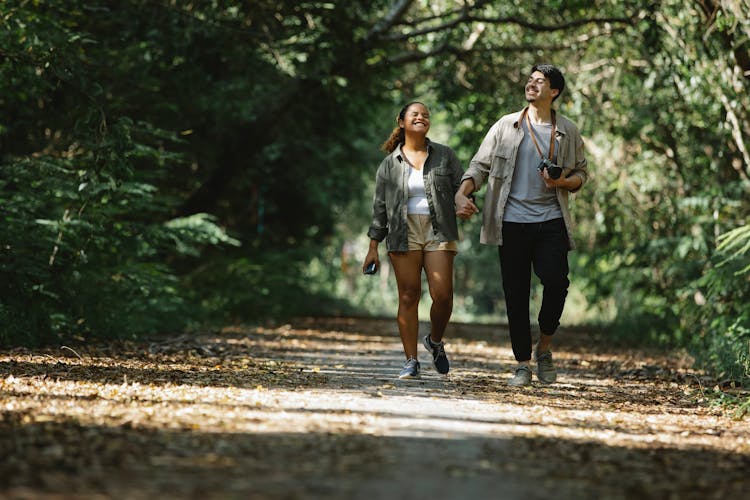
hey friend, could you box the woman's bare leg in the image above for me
[389,251,424,359]
[423,251,455,343]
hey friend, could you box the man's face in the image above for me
[525,71,559,104]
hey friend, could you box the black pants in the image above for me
[499,218,570,362]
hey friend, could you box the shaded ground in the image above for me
[1,317,749,499]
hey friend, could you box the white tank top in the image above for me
[407,166,430,215]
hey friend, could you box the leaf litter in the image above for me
[1,317,749,499]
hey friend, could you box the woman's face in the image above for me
[399,103,430,135]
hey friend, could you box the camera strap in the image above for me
[524,108,556,161]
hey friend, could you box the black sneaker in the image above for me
[422,335,450,374]
[398,357,421,379]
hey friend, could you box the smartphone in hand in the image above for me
[363,262,378,275]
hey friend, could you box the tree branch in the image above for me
[386,26,629,65]
[365,0,415,41]
[391,0,492,27]
[696,0,750,79]
[384,13,641,42]
[387,44,468,65]
[719,88,750,181]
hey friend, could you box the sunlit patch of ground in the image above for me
[1,317,748,499]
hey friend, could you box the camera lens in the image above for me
[548,164,562,179]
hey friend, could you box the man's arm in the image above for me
[541,170,582,191]
[455,119,503,218]
[461,120,500,193]
[565,126,588,193]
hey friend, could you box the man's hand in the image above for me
[540,169,582,191]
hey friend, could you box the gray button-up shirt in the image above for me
[462,108,588,249]
[368,141,464,252]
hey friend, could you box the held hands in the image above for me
[455,192,479,220]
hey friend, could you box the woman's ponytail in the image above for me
[381,126,404,153]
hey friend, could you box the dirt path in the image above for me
[1,317,749,499]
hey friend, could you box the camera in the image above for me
[363,262,378,275]
[537,158,563,180]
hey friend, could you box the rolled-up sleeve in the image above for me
[367,162,388,241]
[448,148,465,193]
[461,121,500,193]
[567,132,588,194]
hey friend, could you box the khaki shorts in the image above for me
[406,214,458,252]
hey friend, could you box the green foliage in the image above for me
[2,0,750,392]
[0,2,240,345]
[708,386,750,421]
[680,225,750,383]
[559,0,750,383]
[716,225,750,274]
[186,246,356,323]
[0,115,238,344]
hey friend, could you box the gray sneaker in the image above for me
[398,358,421,379]
[535,350,557,384]
[507,364,532,386]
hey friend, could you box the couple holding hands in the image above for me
[362,64,588,386]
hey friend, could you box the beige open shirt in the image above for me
[461,108,588,250]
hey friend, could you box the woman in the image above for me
[363,102,465,379]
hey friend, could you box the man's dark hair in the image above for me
[532,64,565,102]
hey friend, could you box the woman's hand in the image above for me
[362,241,380,274]
[455,192,479,220]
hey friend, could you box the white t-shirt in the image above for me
[407,166,430,215]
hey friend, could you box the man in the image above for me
[455,64,588,386]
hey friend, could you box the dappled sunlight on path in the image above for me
[1,317,749,499]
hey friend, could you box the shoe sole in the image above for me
[537,375,557,384]
[398,373,420,380]
[507,380,532,387]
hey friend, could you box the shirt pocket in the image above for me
[489,146,513,180]
[432,167,454,194]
